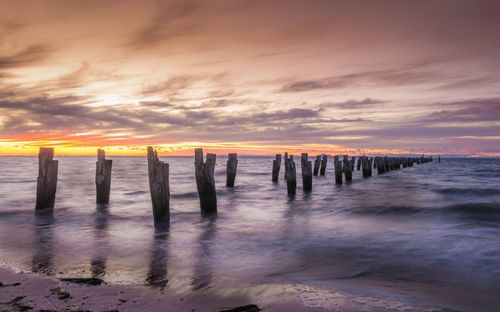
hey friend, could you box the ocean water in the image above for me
[0,156,499,311]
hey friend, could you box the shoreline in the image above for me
[0,266,461,312]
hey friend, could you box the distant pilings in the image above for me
[319,154,328,176]
[226,153,238,187]
[147,147,170,228]
[35,147,58,212]
[301,153,312,192]
[96,149,112,204]
[343,155,352,184]
[272,154,282,182]
[286,155,297,195]
[334,155,342,185]
[313,155,321,176]
[195,148,217,215]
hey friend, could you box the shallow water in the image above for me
[1,156,499,310]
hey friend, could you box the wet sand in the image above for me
[1,266,457,312]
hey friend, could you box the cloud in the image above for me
[321,98,388,109]
[421,98,500,123]
[0,44,53,69]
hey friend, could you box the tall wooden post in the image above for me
[343,155,352,184]
[147,147,170,228]
[195,148,217,215]
[284,152,289,180]
[272,154,282,182]
[334,155,343,185]
[320,154,328,176]
[362,156,370,178]
[438,155,441,162]
[301,153,312,192]
[357,157,361,171]
[286,155,296,195]
[35,147,58,212]
[350,156,356,171]
[313,155,321,176]
[96,149,112,204]
[226,153,238,187]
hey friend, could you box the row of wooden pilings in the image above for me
[34,147,434,229]
[274,153,434,195]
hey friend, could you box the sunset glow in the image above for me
[1,0,499,156]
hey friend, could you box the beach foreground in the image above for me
[1,266,455,312]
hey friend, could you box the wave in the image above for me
[350,203,500,218]
[437,188,500,196]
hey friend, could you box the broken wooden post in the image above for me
[320,154,328,176]
[286,155,296,195]
[343,155,352,184]
[96,149,112,204]
[35,147,58,212]
[195,148,217,215]
[272,154,282,182]
[301,153,312,192]
[147,147,170,228]
[226,153,238,187]
[334,155,343,185]
[313,155,321,176]
[284,152,289,180]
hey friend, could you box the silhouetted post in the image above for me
[96,149,112,204]
[147,147,170,228]
[350,156,356,171]
[362,157,370,178]
[438,155,441,162]
[272,154,282,182]
[35,147,58,212]
[286,155,296,195]
[343,155,352,184]
[195,148,217,215]
[226,153,238,187]
[284,152,289,180]
[334,155,343,185]
[313,155,321,176]
[320,154,328,176]
[301,153,312,192]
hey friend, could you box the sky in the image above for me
[1,0,499,156]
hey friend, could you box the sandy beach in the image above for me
[0,266,456,312]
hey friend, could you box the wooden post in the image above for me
[195,148,217,215]
[96,149,112,204]
[320,154,328,176]
[362,156,370,178]
[350,156,356,171]
[286,155,296,195]
[334,155,342,185]
[301,153,312,192]
[35,147,58,212]
[284,152,289,180]
[226,153,238,187]
[343,155,352,184]
[438,155,441,162]
[272,154,282,182]
[313,155,321,176]
[147,147,170,228]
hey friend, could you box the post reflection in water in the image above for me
[91,204,109,278]
[32,213,55,275]
[191,215,217,291]
[146,229,170,289]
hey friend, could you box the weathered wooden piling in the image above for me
[357,157,361,171]
[320,154,328,176]
[301,153,312,192]
[313,155,321,176]
[334,155,343,185]
[362,156,371,178]
[350,156,356,171]
[272,154,282,182]
[438,155,441,162]
[95,149,112,204]
[343,155,352,184]
[147,147,170,227]
[286,155,297,195]
[284,152,289,180]
[226,153,238,187]
[195,148,217,215]
[35,148,58,212]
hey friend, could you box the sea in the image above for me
[0,156,499,311]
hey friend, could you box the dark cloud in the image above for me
[421,98,500,123]
[0,44,53,69]
[321,98,388,109]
